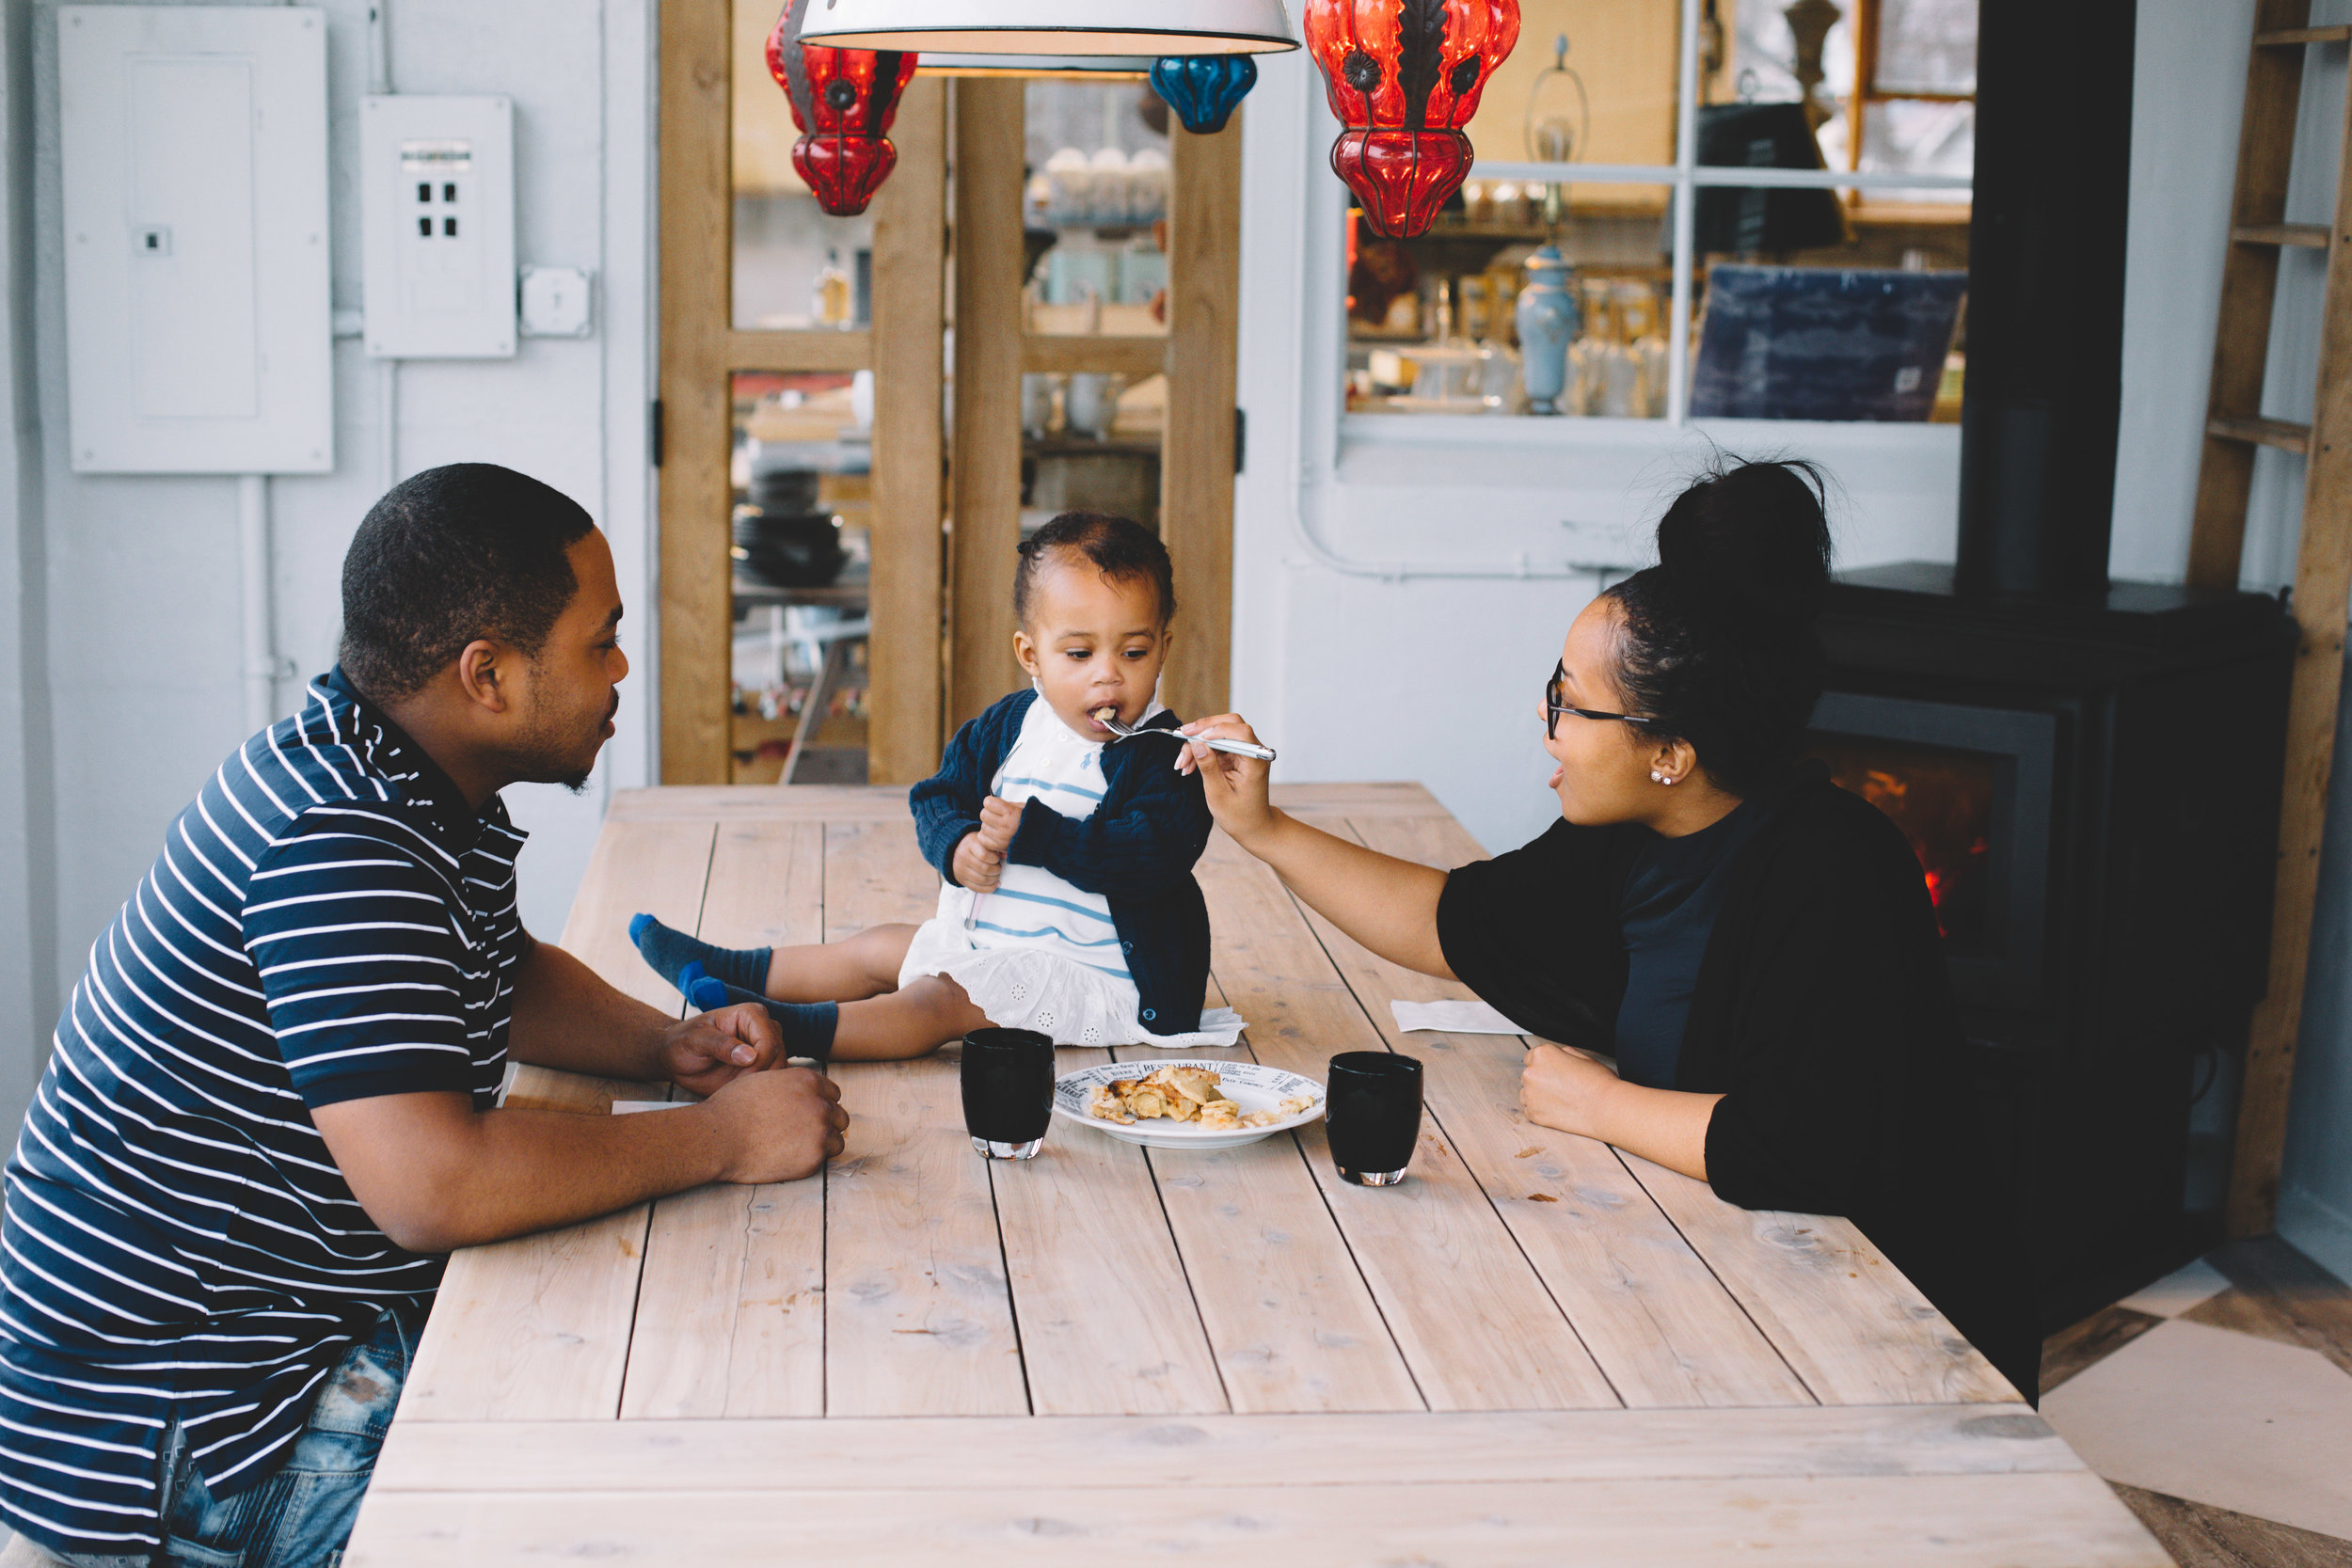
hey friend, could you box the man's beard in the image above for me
[508,687,614,794]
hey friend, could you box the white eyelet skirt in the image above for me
[897,889,1246,1049]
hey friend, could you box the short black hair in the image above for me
[1602,458,1835,797]
[339,463,597,702]
[1013,512,1176,626]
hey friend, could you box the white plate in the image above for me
[1053,1059,1325,1150]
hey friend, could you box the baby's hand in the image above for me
[977,795,1023,855]
[953,831,1003,893]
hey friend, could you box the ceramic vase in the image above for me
[1515,245,1578,415]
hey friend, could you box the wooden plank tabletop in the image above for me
[349,784,2163,1567]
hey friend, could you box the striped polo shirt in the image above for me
[0,669,525,1557]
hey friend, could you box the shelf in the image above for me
[2207,415,2312,454]
[1025,434,1161,458]
[724,327,871,373]
[730,711,801,750]
[2257,24,2352,45]
[1846,203,1973,228]
[1406,224,1559,242]
[1019,333,1168,377]
[732,567,869,610]
[2232,223,2331,249]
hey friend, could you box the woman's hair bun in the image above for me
[1653,458,1833,623]
[1599,458,1836,796]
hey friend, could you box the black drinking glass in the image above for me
[961,1028,1056,1160]
[1324,1052,1422,1186]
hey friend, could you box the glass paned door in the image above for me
[659,0,944,786]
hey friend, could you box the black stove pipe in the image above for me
[1954,0,2137,599]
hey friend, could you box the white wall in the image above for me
[0,0,58,1136]
[0,0,653,1132]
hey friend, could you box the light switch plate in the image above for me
[519,265,596,338]
[361,95,516,358]
[59,6,332,473]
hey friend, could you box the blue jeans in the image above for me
[163,1305,418,1568]
[42,1306,421,1568]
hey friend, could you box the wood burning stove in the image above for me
[1793,0,2305,1329]
[1808,693,2054,1013]
[1812,563,2294,1327]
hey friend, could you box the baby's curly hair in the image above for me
[1013,512,1176,627]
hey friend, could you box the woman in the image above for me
[1179,460,2037,1402]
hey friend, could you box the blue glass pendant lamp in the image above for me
[1150,54,1259,135]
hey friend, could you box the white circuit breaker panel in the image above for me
[59,7,332,473]
[362,96,516,358]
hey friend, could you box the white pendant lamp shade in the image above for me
[796,0,1300,57]
[915,54,1157,77]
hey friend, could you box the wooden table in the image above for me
[345,784,2166,1566]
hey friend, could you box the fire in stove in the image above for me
[1804,736,1995,950]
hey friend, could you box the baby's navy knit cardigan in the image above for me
[909,689,1215,1037]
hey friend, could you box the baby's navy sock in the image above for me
[681,962,839,1063]
[629,913,772,995]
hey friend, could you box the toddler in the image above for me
[628,511,1244,1059]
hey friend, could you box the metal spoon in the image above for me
[1099,712,1277,762]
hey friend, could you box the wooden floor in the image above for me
[2112,1483,2352,1568]
[2043,1237,2352,1567]
[346,784,2169,1566]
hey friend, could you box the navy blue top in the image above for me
[909,690,1214,1036]
[1613,800,1764,1087]
[1433,768,2042,1402]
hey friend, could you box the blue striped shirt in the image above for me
[0,670,524,1556]
[969,697,1134,981]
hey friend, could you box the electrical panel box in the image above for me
[361,96,516,359]
[59,7,332,474]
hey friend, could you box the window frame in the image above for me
[1843,0,1976,208]
[1332,0,1972,436]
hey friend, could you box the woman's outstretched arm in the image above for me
[1179,714,1454,979]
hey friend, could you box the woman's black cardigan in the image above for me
[1437,763,2039,1402]
[908,689,1214,1037]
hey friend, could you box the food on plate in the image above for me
[1084,1065,1310,1130]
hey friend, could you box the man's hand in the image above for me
[314,1069,851,1254]
[703,1068,849,1183]
[661,1003,783,1097]
[977,795,1022,855]
[1519,1041,1624,1141]
[953,829,1004,892]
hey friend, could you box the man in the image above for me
[0,465,846,1565]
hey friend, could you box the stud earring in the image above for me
[1650,770,1668,784]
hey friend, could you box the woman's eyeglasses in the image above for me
[1546,660,1653,740]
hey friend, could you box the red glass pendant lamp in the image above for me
[1305,0,1521,238]
[767,0,921,217]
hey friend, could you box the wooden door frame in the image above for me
[658,0,945,785]
[1162,117,1243,724]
